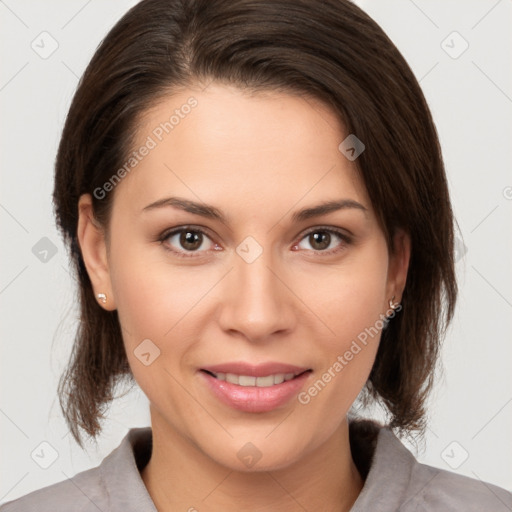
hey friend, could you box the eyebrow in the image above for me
[142,196,368,224]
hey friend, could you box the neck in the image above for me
[141,411,364,512]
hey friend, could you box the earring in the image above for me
[97,293,107,304]
[389,295,400,310]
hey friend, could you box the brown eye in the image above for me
[294,227,351,255]
[160,226,217,257]
[179,230,203,251]
[308,231,331,251]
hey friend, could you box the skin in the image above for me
[77,82,410,511]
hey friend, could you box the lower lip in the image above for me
[199,370,311,413]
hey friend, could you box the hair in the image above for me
[53,0,457,448]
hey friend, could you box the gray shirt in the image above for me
[2,420,511,511]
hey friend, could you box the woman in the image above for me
[2,0,510,510]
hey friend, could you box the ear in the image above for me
[77,194,117,311]
[384,228,410,309]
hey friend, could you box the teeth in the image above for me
[211,372,299,387]
[239,375,256,386]
[226,373,238,384]
[255,375,273,387]
[274,373,285,384]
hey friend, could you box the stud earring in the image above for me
[389,295,400,310]
[97,293,107,304]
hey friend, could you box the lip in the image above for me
[200,361,310,377]
[199,362,312,413]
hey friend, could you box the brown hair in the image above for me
[53,0,457,448]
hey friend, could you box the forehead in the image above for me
[111,83,370,219]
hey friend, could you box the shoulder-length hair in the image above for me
[53,0,457,447]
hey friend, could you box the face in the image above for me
[78,82,409,471]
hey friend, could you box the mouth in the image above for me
[198,363,313,413]
[200,369,312,387]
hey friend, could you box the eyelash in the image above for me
[157,225,352,259]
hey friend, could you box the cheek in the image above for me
[109,238,197,335]
[109,252,204,407]
[110,259,171,341]
[108,244,217,369]
[303,242,389,345]
[297,241,389,405]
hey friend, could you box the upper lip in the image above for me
[200,362,311,377]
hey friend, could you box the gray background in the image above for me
[1,0,511,503]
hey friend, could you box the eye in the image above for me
[158,225,351,258]
[293,227,351,255]
[159,226,219,258]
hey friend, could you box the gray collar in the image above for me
[350,426,416,511]
[98,420,414,511]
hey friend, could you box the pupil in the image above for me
[181,231,202,250]
[311,232,330,250]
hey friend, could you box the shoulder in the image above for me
[405,456,512,511]
[0,427,155,512]
[349,419,512,512]
[0,463,107,512]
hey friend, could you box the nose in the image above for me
[217,246,296,343]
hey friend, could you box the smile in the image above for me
[199,366,313,413]
[203,370,306,387]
